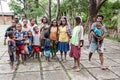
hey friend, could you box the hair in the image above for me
[49,19,58,35]
[33,26,38,31]
[96,15,104,20]
[41,16,48,23]
[16,23,22,27]
[75,17,81,25]
[8,31,14,38]
[21,14,27,18]
[44,32,49,38]
[59,17,67,26]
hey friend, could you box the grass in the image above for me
[105,36,119,42]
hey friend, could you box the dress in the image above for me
[58,26,69,52]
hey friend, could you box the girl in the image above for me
[29,18,37,33]
[22,19,30,32]
[49,19,58,59]
[32,26,41,59]
[70,17,84,72]
[58,17,71,61]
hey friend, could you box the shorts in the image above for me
[32,45,40,53]
[16,44,25,55]
[10,53,14,62]
[89,42,104,53]
[44,50,50,57]
[69,44,81,59]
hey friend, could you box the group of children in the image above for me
[5,14,105,71]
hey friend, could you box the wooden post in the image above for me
[117,12,120,41]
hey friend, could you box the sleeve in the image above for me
[102,24,107,33]
[4,27,10,38]
[79,26,84,40]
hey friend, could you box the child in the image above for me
[44,32,51,62]
[91,22,103,51]
[58,17,71,61]
[49,19,58,59]
[8,32,16,69]
[27,31,33,55]
[32,26,41,59]
[14,23,26,65]
[24,35,29,60]
[70,17,84,72]
[39,16,49,56]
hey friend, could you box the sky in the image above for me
[0,0,118,13]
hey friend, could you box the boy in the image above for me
[8,32,16,69]
[14,23,26,65]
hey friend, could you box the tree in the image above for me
[88,0,107,26]
[48,0,51,22]
[56,0,60,20]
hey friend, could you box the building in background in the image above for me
[0,0,14,24]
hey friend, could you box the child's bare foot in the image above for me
[75,67,81,72]
[101,65,108,70]
[71,66,77,69]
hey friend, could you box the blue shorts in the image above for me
[44,50,50,57]
[89,42,104,53]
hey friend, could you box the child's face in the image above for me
[96,22,102,29]
[61,19,66,25]
[31,19,35,25]
[28,31,32,36]
[23,20,28,25]
[43,18,47,23]
[53,21,57,26]
[34,27,39,33]
[17,25,22,31]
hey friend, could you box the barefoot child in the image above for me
[44,33,51,62]
[32,26,41,59]
[8,32,16,69]
[49,19,58,59]
[91,22,103,52]
[14,23,26,65]
[70,17,84,72]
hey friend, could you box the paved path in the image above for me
[0,25,120,80]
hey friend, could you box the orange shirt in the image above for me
[49,27,58,40]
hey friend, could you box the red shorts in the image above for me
[16,44,25,55]
[69,44,81,59]
[32,45,40,53]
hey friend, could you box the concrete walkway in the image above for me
[0,25,120,80]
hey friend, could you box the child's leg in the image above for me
[64,52,67,60]
[72,58,77,69]
[60,51,63,61]
[16,55,20,65]
[22,54,25,64]
[75,58,81,72]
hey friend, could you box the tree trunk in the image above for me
[117,11,120,41]
[48,0,51,23]
[56,0,60,20]
[88,0,107,29]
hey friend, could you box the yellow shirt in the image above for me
[58,26,69,42]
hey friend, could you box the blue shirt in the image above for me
[44,39,50,51]
[92,25,102,36]
[14,31,26,44]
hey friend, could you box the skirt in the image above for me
[58,42,69,52]
[69,44,81,59]
[50,40,58,53]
